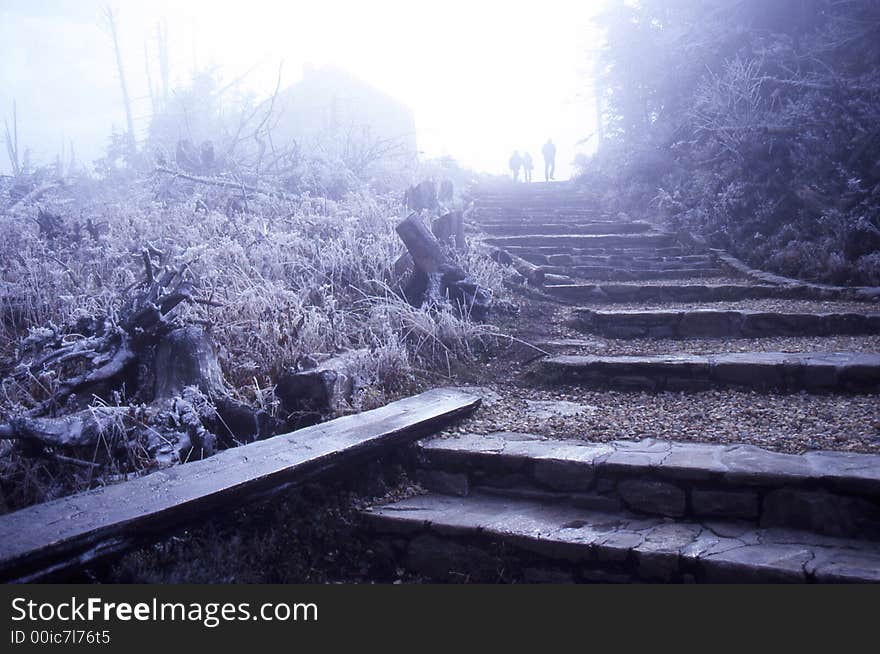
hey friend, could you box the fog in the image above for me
[0,0,603,177]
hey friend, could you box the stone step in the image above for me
[475,213,602,221]
[511,246,691,262]
[474,195,592,203]
[527,257,717,272]
[485,234,678,249]
[474,204,598,212]
[568,267,727,281]
[474,186,582,197]
[474,202,595,210]
[364,492,880,583]
[545,254,714,267]
[540,352,880,392]
[543,283,866,304]
[478,223,652,236]
[474,196,593,203]
[571,308,880,338]
[414,433,880,540]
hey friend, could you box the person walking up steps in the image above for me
[522,152,533,183]
[509,150,523,182]
[542,138,556,181]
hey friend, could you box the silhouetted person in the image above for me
[509,150,523,182]
[542,139,556,181]
[522,152,534,183]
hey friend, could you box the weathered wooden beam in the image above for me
[0,387,481,583]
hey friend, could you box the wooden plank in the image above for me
[0,387,481,582]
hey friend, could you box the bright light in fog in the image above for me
[0,0,604,177]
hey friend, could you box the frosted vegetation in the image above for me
[580,0,880,286]
[0,71,508,510]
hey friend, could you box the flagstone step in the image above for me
[478,223,653,236]
[502,246,690,261]
[570,308,880,338]
[485,234,678,249]
[544,283,871,303]
[364,492,880,583]
[540,352,880,392]
[541,254,715,268]
[566,267,728,281]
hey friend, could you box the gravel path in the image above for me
[439,384,880,455]
[439,291,880,455]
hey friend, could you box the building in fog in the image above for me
[275,65,417,169]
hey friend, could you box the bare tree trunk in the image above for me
[144,40,156,115]
[4,101,21,176]
[105,6,137,159]
[157,20,170,107]
[594,58,605,151]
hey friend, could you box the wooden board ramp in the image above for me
[0,387,481,583]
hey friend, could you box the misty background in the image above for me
[0,0,603,177]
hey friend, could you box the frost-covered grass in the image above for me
[0,172,508,510]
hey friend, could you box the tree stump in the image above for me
[395,213,491,319]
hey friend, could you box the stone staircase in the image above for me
[362,180,880,583]
[365,434,880,583]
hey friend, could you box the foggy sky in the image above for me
[0,0,603,178]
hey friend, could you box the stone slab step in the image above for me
[530,257,717,271]
[502,246,689,261]
[474,190,585,200]
[568,267,727,281]
[544,283,869,303]
[571,308,880,338]
[540,352,880,392]
[364,492,880,583]
[478,213,600,220]
[474,199,594,206]
[539,265,716,277]
[475,201,596,208]
[545,254,714,268]
[474,205,599,213]
[478,223,653,236]
[485,234,677,249]
[475,203,596,211]
[0,387,481,582]
[415,433,880,539]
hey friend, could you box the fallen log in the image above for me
[489,246,546,285]
[4,181,60,215]
[154,165,291,200]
